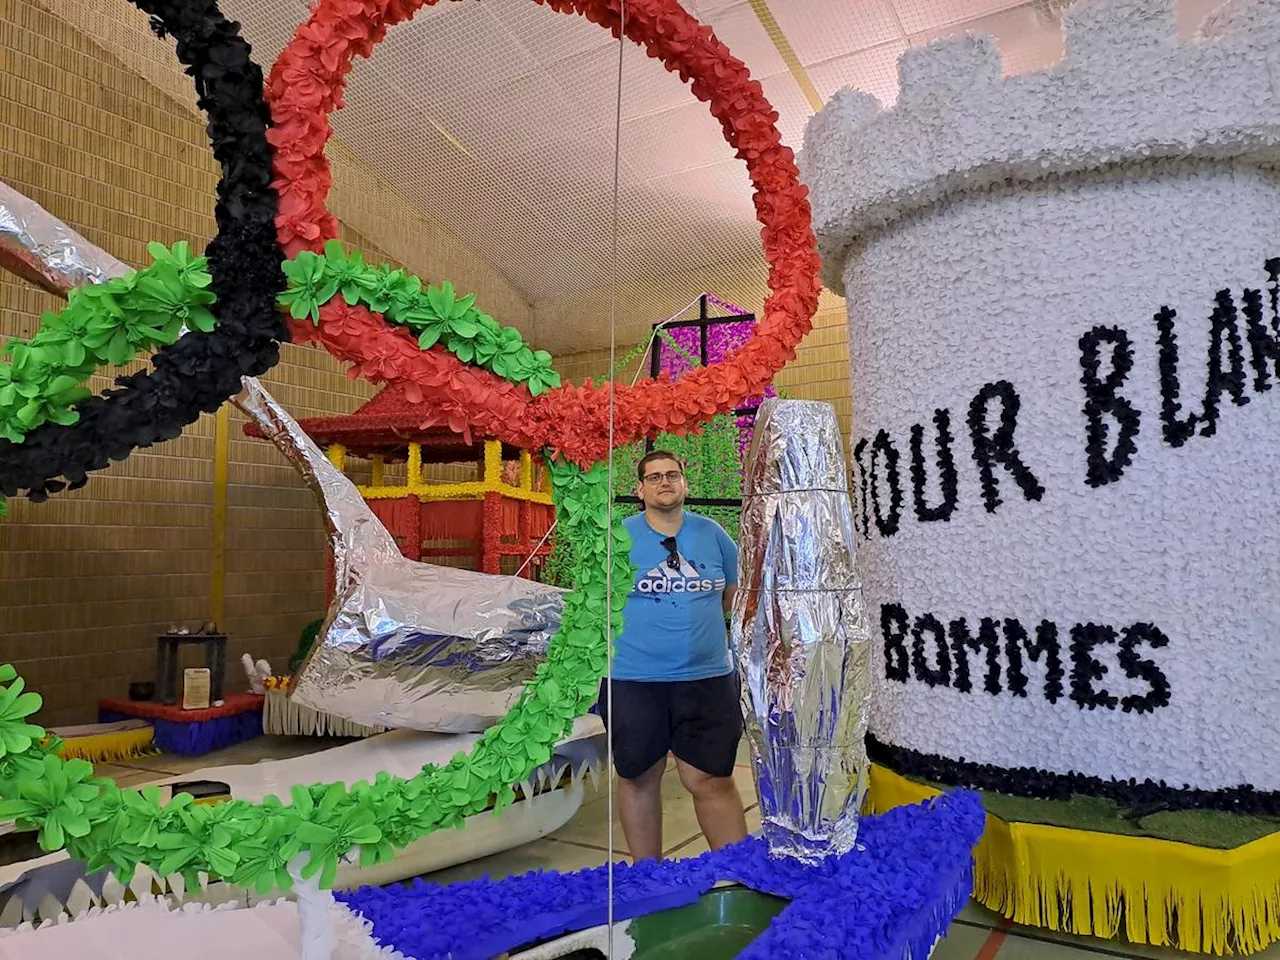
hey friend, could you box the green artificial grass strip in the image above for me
[981,791,1280,849]
[905,773,1280,849]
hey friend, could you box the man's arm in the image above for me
[723,585,737,615]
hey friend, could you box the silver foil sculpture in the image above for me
[0,181,128,295]
[0,181,565,735]
[238,380,566,734]
[733,398,873,863]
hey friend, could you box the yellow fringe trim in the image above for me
[866,764,1280,956]
[53,726,157,764]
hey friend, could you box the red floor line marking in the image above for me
[975,918,1014,960]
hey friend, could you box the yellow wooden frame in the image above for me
[328,440,553,506]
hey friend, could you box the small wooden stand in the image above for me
[154,632,227,706]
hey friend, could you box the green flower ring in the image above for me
[0,458,630,893]
[0,200,615,900]
[0,237,609,894]
[0,0,814,898]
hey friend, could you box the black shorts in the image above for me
[596,672,743,780]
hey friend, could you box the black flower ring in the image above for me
[0,0,285,504]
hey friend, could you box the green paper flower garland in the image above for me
[0,460,632,892]
[281,240,560,395]
[0,239,558,470]
[0,224,605,895]
[0,242,215,449]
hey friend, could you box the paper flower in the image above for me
[0,670,44,758]
[336,791,986,960]
[0,755,101,851]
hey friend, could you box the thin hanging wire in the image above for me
[605,0,626,953]
[511,293,706,581]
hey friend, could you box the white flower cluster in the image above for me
[799,0,1280,295]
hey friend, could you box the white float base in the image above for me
[334,776,586,888]
[0,897,403,960]
[0,722,603,925]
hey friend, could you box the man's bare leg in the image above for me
[616,755,667,860]
[675,758,748,850]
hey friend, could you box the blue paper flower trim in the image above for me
[339,791,984,960]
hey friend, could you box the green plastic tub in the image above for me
[626,885,789,959]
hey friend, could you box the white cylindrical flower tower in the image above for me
[800,0,1280,806]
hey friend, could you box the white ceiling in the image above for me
[216,0,1227,355]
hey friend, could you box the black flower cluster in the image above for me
[1244,259,1280,392]
[966,380,1044,513]
[883,604,1006,696]
[1068,623,1118,710]
[881,603,910,682]
[1201,289,1252,437]
[869,429,904,536]
[1002,618,1064,703]
[0,0,286,505]
[1117,622,1172,714]
[909,408,958,522]
[949,617,1002,696]
[909,613,951,688]
[865,734,1280,815]
[1156,305,1198,448]
[1079,325,1139,487]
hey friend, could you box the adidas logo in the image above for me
[635,551,725,595]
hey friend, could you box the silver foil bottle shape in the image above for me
[732,398,873,863]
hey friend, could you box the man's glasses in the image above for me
[642,470,684,485]
[660,535,680,571]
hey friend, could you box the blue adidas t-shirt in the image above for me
[612,511,740,682]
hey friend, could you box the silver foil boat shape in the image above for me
[238,381,566,734]
[733,398,873,863]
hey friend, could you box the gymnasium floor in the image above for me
[88,736,1262,960]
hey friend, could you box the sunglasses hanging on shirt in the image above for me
[660,535,680,571]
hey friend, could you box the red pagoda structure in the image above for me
[243,382,555,584]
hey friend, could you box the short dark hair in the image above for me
[636,449,683,481]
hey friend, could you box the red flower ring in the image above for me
[266,0,821,466]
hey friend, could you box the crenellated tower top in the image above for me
[799,0,1280,294]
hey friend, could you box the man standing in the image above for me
[598,450,748,860]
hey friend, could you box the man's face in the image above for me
[637,457,686,510]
